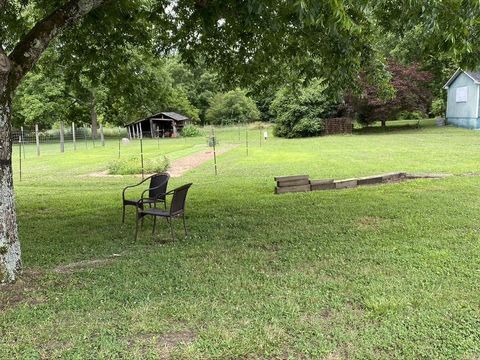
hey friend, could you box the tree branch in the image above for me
[8,0,110,90]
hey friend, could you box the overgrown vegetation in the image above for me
[108,155,170,175]
[205,89,260,125]
[181,124,203,137]
[271,79,337,138]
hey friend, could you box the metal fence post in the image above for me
[18,136,22,181]
[20,126,26,159]
[72,123,76,151]
[212,128,217,175]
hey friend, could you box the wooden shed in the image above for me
[125,112,189,139]
[444,69,480,129]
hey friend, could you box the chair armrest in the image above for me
[139,179,169,200]
[122,176,152,200]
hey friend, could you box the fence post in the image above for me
[20,126,26,159]
[35,124,40,156]
[18,136,22,181]
[212,128,217,175]
[100,124,105,147]
[60,121,65,153]
[72,123,76,150]
[84,127,88,148]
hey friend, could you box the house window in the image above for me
[456,86,468,102]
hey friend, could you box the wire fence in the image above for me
[11,123,273,181]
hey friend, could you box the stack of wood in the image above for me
[274,175,311,194]
[274,172,409,194]
[323,117,353,135]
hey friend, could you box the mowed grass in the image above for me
[1,121,480,359]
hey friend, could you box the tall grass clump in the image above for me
[181,124,203,137]
[108,155,170,175]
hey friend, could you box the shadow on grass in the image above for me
[354,119,439,135]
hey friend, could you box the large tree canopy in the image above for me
[3,0,473,283]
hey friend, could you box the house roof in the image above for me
[126,112,189,126]
[443,68,480,89]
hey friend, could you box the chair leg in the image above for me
[122,205,126,223]
[135,213,140,241]
[167,217,175,240]
[152,216,157,235]
[182,214,187,238]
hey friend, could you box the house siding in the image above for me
[446,73,480,129]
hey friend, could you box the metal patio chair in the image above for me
[135,183,193,241]
[122,173,170,223]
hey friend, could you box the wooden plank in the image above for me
[274,175,309,182]
[334,179,357,189]
[311,182,336,191]
[382,172,407,181]
[275,184,311,194]
[357,175,384,185]
[277,178,310,187]
[310,179,334,185]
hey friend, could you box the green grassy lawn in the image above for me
[1,122,480,359]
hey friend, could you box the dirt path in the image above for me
[87,144,238,178]
[168,144,238,177]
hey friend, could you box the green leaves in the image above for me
[271,78,338,138]
[205,88,260,125]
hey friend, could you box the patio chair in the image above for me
[135,183,193,241]
[122,173,170,223]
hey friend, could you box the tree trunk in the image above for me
[381,119,386,128]
[0,0,109,284]
[0,52,21,283]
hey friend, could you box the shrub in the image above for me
[396,110,424,120]
[181,124,203,137]
[431,98,446,117]
[108,155,170,175]
[271,79,337,138]
[205,88,260,125]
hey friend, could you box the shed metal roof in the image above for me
[443,68,480,89]
[126,112,189,126]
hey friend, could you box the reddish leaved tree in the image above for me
[348,61,434,127]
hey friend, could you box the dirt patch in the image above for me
[87,170,123,177]
[128,330,196,358]
[0,268,46,311]
[356,216,385,230]
[53,254,121,274]
[168,144,238,177]
[86,144,238,178]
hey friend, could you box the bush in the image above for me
[108,155,170,175]
[181,124,203,137]
[431,98,446,117]
[271,79,337,138]
[205,88,260,125]
[396,110,424,120]
[291,118,324,137]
